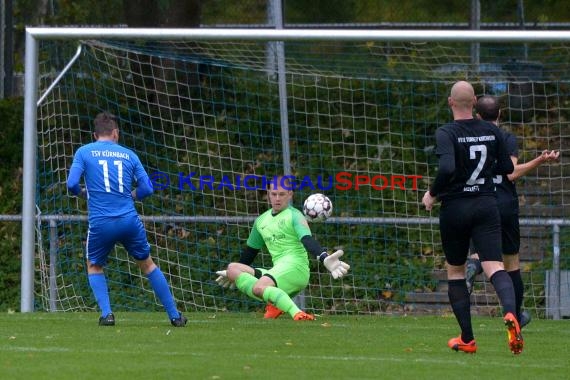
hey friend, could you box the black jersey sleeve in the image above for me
[504,131,518,158]
[429,128,456,197]
[239,245,260,265]
[494,131,515,176]
[301,235,327,262]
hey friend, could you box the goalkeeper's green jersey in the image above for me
[247,205,311,267]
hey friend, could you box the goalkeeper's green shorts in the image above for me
[257,261,310,296]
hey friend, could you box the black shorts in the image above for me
[468,198,520,256]
[498,198,520,255]
[440,195,503,266]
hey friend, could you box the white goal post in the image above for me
[22,27,570,316]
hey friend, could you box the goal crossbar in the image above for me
[26,27,570,42]
[22,27,570,314]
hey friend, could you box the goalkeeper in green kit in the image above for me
[215,176,350,320]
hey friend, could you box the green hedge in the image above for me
[0,97,24,311]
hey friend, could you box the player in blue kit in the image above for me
[67,112,187,327]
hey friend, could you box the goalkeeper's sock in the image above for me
[235,273,262,301]
[146,267,179,320]
[508,269,524,320]
[262,286,301,318]
[448,279,474,343]
[88,273,112,317]
[490,270,517,316]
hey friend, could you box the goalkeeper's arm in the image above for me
[215,245,261,288]
[301,236,350,279]
[301,235,328,263]
[238,245,259,266]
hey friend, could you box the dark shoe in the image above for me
[99,313,115,326]
[171,313,188,327]
[520,310,532,329]
[465,259,479,295]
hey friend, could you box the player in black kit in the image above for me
[422,81,522,355]
[465,95,559,328]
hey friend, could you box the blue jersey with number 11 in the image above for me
[67,140,151,221]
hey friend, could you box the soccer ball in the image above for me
[302,193,333,223]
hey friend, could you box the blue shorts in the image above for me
[86,215,150,266]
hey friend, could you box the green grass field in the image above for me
[1,311,568,380]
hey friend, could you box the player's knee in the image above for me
[227,262,247,280]
[503,254,520,271]
[252,283,266,298]
[87,262,104,274]
[136,257,156,274]
[481,260,505,278]
[446,263,466,279]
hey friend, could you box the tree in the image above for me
[123,0,201,27]
[122,0,203,112]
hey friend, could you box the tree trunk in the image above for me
[161,0,201,27]
[121,0,203,126]
[123,0,160,27]
[123,0,201,27]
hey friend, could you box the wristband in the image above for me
[318,252,328,263]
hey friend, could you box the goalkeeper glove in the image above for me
[321,250,350,279]
[215,270,233,288]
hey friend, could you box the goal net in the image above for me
[31,30,569,317]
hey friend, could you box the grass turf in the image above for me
[1,311,568,379]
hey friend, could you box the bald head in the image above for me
[450,81,475,108]
[448,81,476,120]
[475,95,500,123]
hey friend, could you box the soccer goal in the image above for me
[22,28,570,318]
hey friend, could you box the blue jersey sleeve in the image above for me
[135,174,153,199]
[131,154,153,200]
[67,152,85,195]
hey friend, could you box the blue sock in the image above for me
[88,273,112,317]
[146,267,179,320]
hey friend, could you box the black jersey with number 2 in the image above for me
[430,118,514,201]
